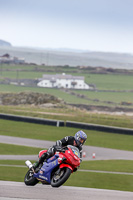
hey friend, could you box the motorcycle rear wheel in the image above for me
[51,167,71,187]
[24,168,39,186]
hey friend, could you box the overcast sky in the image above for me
[0,0,133,53]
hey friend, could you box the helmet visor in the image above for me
[79,138,86,145]
[75,138,86,146]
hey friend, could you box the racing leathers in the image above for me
[56,136,82,156]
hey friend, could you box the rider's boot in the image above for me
[33,152,50,171]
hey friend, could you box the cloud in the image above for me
[0,0,133,53]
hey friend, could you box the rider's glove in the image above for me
[54,145,62,152]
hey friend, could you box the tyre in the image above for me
[24,169,39,186]
[51,167,71,187]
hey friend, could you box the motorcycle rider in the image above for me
[33,130,87,170]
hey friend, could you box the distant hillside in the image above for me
[0,39,11,47]
[0,46,133,69]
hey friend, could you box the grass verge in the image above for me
[1,165,133,192]
[1,160,133,173]
[80,160,133,173]
[65,171,133,192]
[0,143,43,155]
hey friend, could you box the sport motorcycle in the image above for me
[24,145,81,187]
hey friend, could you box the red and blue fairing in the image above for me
[33,154,59,184]
[33,145,81,184]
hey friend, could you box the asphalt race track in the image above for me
[1,135,133,161]
[0,181,133,200]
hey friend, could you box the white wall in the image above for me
[37,79,89,89]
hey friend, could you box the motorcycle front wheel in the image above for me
[51,167,71,187]
[24,168,39,186]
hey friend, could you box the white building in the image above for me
[37,74,89,89]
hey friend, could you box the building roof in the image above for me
[42,74,84,80]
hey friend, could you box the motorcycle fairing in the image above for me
[59,163,73,171]
[38,150,47,158]
[33,154,59,183]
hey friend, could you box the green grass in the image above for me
[65,171,133,192]
[1,70,43,79]
[0,160,36,165]
[1,159,133,173]
[1,165,133,191]
[0,166,27,182]
[84,73,133,90]
[80,160,133,173]
[1,119,133,151]
[0,143,43,155]
[74,90,133,104]
[0,64,37,70]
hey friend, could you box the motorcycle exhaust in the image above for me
[25,160,33,169]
